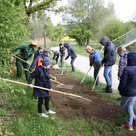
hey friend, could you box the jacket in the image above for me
[13,44,35,60]
[100,37,116,66]
[118,50,136,97]
[118,52,127,78]
[89,50,101,66]
[64,43,77,59]
[28,67,51,97]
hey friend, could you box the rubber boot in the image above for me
[105,86,112,93]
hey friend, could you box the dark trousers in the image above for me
[53,55,59,64]
[93,62,101,86]
[16,58,29,80]
[38,97,49,113]
[70,57,76,72]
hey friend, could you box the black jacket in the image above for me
[64,43,77,60]
[100,37,116,66]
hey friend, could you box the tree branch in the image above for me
[26,0,58,16]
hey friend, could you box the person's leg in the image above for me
[61,55,65,67]
[16,59,22,79]
[127,97,136,126]
[56,55,59,64]
[104,66,112,87]
[38,97,43,113]
[70,58,76,73]
[23,62,30,81]
[94,63,101,86]
[44,96,49,111]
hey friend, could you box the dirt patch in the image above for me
[50,68,121,120]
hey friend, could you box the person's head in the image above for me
[59,43,64,48]
[100,36,110,46]
[38,46,43,53]
[117,47,127,57]
[30,42,37,50]
[86,45,93,53]
[127,50,136,66]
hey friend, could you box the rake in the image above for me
[50,79,73,90]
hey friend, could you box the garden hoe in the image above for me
[80,66,92,84]
[50,79,73,90]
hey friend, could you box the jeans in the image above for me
[121,96,136,126]
[94,62,101,86]
[70,57,76,72]
[104,66,112,87]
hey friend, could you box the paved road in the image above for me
[52,47,119,90]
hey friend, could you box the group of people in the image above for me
[9,37,136,131]
[85,36,136,131]
[52,43,77,74]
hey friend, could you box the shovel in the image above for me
[50,79,73,90]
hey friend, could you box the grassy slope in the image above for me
[0,41,136,136]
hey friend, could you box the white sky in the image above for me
[50,0,136,25]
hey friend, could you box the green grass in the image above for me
[0,40,136,136]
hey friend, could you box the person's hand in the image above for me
[28,84,33,88]
[50,88,53,91]
[9,56,14,64]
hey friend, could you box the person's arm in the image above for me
[13,45,26,53]
[101,48,112,64]
[65,48,70,60]
[118,69,128,93]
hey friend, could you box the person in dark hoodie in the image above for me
[27,53,56,118]
[63,43,77,74]
[118,50,136,131]
[100,36,116,93]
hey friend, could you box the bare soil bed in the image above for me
[50,69,121,121]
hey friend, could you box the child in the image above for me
[52,50,59,65]
[86,46,101,86]
[118,50,136,131]
[117,47,128,80]
[27,52,56,118]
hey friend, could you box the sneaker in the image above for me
[70,71,75,74]
[46,110,56,115]
[121,124,133,131]
[39,113,49,118]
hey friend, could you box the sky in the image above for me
[50,0,136,25]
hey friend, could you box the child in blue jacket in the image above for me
[28,52,56,118]
[118,50,136,131]
[86,46,101,86]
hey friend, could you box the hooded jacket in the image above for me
[64,43,77,59]
[27,56,52,97]
[100,37,116,66]
[118,50,136,97]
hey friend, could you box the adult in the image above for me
[63,43,77,74]
[11,42,37,80]
[59,43,65,68]
[100,36,116,93]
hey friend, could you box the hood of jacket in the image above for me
[64,43,69,48]
[127,50,136,66]
[100,36,110,47]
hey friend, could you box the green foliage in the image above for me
[101,18,134,42]
[67,22,92,46]
[47,24,64,41]
[0,1,28,49]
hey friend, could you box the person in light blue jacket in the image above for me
[86,46,101,86]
